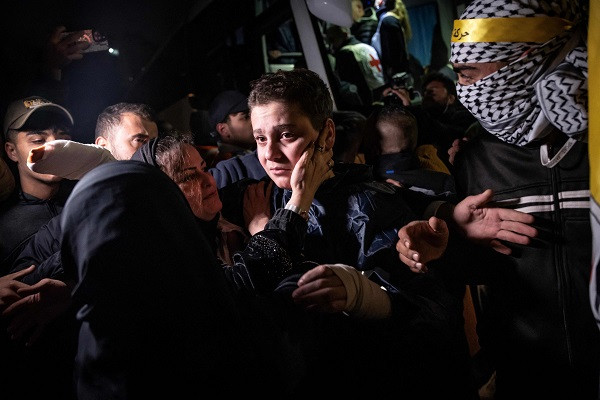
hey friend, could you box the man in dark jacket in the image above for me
[0,96,77,399]
[0,96,75,275]
[398,1,597,398]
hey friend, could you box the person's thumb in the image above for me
[428,216,447,234]
[470,188,494,208]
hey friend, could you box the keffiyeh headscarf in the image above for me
[450,0,588,167]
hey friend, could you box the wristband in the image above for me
[284,203,309,221]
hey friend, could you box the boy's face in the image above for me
[251,101,320,190]
[5,127,71,184]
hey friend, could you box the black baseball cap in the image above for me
[208,90,249,136]
[3,96,74,139]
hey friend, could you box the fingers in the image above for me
[499,219,537,238]
[2,265,36,282]
[292,266,347,313]
[385,178,403,188]
[490,239,512,255]
[496,208,536,225]
[396,240,427,273]
[496,229,533,246]
[398,252,427,273]
[297,265,334,286]
[14,279,45,297]
[428,216,447,234]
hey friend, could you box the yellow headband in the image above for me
[452,16,572,43]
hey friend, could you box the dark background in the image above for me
[0,0,280,142]
[0,0,464,143]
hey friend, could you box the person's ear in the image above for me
[5,141,17,162]
[95,136,108,147]
[216,122,230,140]
[324,118,336,151]
[447,94,456,105]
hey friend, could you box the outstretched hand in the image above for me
[0,265,35,313]
[396,217,449,273]
[453,189,538,255]
[2,278,72,346]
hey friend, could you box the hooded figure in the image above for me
[59,161,302,398]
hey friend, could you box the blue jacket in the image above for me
[219,162,475,397]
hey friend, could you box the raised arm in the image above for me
[396,189,538,271]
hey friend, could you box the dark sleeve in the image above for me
[209,152,266,189]
[10,215,64,284]
[223,208,310,294]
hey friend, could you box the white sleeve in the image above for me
[327,263,392,319]
[28,139,116,180]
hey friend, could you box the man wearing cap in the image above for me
[208,90,267,188]
[208,90,256,159]
[405,1,595,398]
[0,96,76,274]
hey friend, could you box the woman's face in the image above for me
[174,144,222,220]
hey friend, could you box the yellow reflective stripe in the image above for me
[590,2,599,206]
[451,17,572,43]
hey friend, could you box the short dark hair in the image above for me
[95,102,155,140]
[422,72,457,97]
[5,121,71,144]
[248,69,333,131]
[363,104,417,161]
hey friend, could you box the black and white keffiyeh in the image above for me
[450,0,588,166]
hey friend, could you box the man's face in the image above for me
[453,61,508,86]
[251,101,320,190]
[422,80,454,109]
[173,144,222,221]
[98,112,158,160]
[5,127,71,184]
[222,111,254,149]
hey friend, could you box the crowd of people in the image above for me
[0,0,595,399]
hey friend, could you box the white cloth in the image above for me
[327,263,391,319]
[341,41,385,90]
[28,139,116,180]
